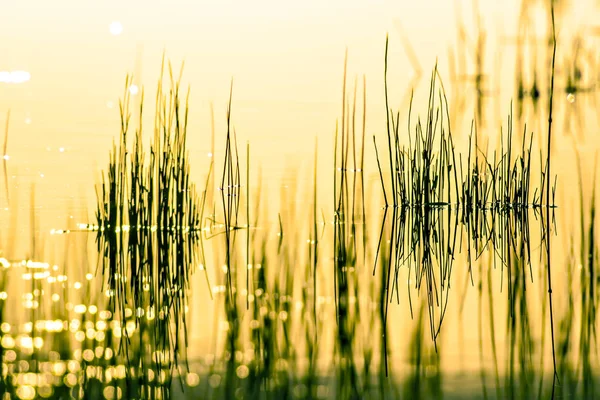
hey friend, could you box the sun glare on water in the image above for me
[0,70,31,84]
[109,21,123,36]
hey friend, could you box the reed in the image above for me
[5,11,599,396]
[95,60,203,398]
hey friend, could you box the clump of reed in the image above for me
[331,52,370,398]
[380,37,551,213]
[375,36,557,348]
[95,59,204,398]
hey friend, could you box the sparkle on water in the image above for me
[0,70,31,84]
[108,21,123,36]
[128,84,139,95]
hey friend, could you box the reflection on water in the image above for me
[0,256,205,399]
[0,71,31,85]
[2,0,600,399]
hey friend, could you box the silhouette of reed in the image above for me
[95,60,204,399]
[6,7,600,395]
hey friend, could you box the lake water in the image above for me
[1,0,600,398]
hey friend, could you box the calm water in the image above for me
[1,0,600,398]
